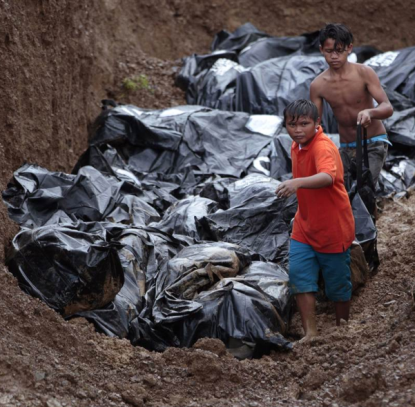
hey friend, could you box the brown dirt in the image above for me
[1,1,415,406]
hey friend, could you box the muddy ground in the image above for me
[1,1,415,406]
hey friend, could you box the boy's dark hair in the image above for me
[319,23,353,50]
[283,99,319,125]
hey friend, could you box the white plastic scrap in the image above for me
[364,51,399,67]
[246,115,283,137]
[211,58,246,76]
[159,108,187,117]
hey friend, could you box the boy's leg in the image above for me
[367,141,388,187]
[296,293,317,341]
[317,248,352,326]
[289,239,320,340]
[334,300,351,325]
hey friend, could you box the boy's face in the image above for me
[320,38,352,69]
[285,115,320,146]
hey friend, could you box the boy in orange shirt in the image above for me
[275,99,355,342]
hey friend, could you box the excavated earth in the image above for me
[1,1,415,406]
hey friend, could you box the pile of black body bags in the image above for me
[3,24,415,358]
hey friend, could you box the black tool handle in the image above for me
[356,124,363,190]
[356,124,370,191]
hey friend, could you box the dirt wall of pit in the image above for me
[1,0,414,262]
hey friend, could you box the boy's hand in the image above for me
[357,110,372,128]
[275,179,299,198]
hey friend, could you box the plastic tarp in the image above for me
[197,174,297,262]
[186,58,246,108]
[176,50,238,92]
[2,163,160,228]
[149,242,292,354]
[75,225,187,339]
[211,23,269,53]
[365,46,415,102]
[149,196,218,239]
[239,261,293,326]
[3,121,296,355]
[87,105,281,179]
[184,54,339,133]
[384,108,415,147]
[238,32,320,68]
[7,223,124,316]
[377,154,415,197]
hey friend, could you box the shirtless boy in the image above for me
[310,23,394,186]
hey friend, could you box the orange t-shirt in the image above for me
[291,126,355,253]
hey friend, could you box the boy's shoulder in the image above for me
[310,69,329,88]
[312,62,373,83]
[349,62,376,76]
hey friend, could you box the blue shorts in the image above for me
[289,239,352,302]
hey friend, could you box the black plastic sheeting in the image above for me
[377,154,415,198]
[7,222,124,316]
[365,46,415,102]
[211,23,270,53]
[87,104,280,179]
[384,108,415,147]
[75,225,188,340]
[183,51,340,132]
[197,174,297,262]
[148,243,292,356]
[149,196,218,239]
[2,163,160,228]
[237,33,320,68]
[3,105,299,357]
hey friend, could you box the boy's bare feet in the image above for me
[298,332,318,344]
[295,293,318,342]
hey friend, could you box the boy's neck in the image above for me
[329,60,352,76]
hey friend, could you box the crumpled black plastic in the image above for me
[238,32,320,68]
[145,241,292,354]
[239,261,293,327]
[152,242,252,323]
[377,154,415,197]
[211,23,269,53]
[74,225,187,339]
[176,50,239,92]
[366,46,415,102]
[86,105,277,178]
[197,174,297,262]
[2,163,159,228]
[7,222,124,316]
[149,196,218,239]
[385,107,415,146]
[174,278,292,356]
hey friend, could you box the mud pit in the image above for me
[1,1,415,406]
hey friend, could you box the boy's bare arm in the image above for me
[275,173,332,198]
[310,80,324,119]
[357,66,394,127]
